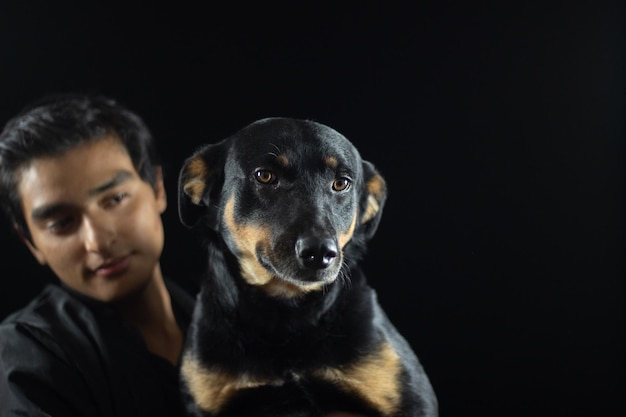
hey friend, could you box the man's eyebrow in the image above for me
[31,204,70,222]
[88,170,133,197]
[30,170,134,222]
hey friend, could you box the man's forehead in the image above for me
[17,138,137,210]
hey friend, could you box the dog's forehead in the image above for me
[229,118,360,168]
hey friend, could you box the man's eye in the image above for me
[107,192,128,206]
[47,217,76,234]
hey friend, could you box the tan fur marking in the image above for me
[223,196,274,285]
[181,354,276,413]
[325,156,339,169]
[183,157,209,204]
[276,153,289,167]
[339,210,357,248]
[263,278,325,298]
[312,342,402,416]
[183,180,207,205]
[361,174,385,224]
[367,174,386,199]
[361,195,380,224]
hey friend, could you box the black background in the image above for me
[0,1,623,416]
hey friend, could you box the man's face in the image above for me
[17,136,167,302]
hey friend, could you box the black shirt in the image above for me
[0,279,195,417]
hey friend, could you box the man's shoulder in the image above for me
[0,283,123,376]
[0,285,79,364]
[0,284,100,344]
[1,284,66,326]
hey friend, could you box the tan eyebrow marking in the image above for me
[275,153,289,167]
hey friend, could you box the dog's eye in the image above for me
[332,177,351,191]
[255,169,276,184]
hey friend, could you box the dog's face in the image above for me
[179,118,386,297]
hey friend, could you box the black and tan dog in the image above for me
[178,118,437,417]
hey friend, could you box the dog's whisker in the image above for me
[338,261,353,290]
[266,142,282,159]
[269,142,281,153]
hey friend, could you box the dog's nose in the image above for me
[296,236,338,269]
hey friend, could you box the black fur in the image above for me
[178,118,437,417]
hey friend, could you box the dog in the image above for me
[177,117,438,417]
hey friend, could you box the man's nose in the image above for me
[82,216,115,252]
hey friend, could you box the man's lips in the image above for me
[94,256,131,277]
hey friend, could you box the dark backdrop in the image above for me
[0,1,623,416]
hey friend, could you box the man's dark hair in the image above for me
[0,93,161,243]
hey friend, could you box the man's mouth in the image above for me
[94,255,131,278]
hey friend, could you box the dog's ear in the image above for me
[357,160,387,240]
[178,142,225,228]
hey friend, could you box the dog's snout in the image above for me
[296,236,338,269]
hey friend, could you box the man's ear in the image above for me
[153,165,167,214]
[15,225,47,265]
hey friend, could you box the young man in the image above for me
[0,94,194,416]
[0,94,364,417]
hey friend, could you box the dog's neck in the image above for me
[187,239,376,370]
